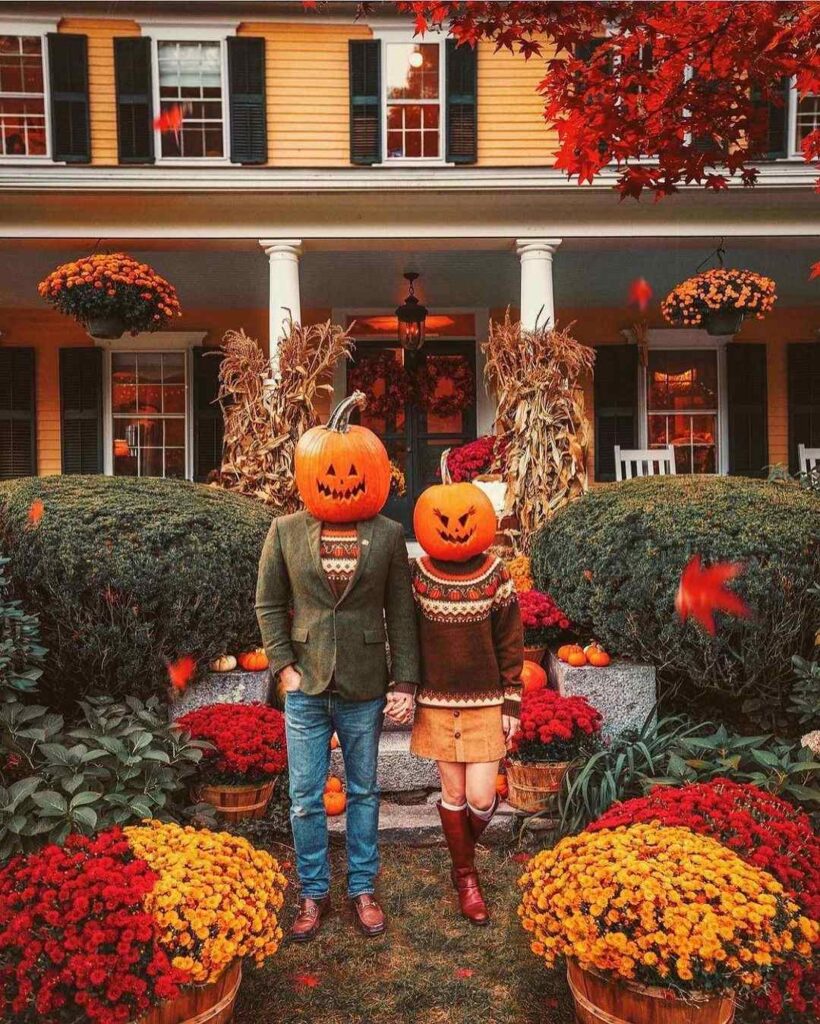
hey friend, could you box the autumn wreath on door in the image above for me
[347,352,475,422]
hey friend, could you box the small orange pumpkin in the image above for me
[521,659,548,694]
[238,648,269,672]
[557,644,573,662]
[587,647,611,667]
[329,732,340,750]
[323,790,347,816]
[413,450,496,562]
[295,391,391,523]
[325,775,343,794]
[495,772,509,800]
[567,650,588,667]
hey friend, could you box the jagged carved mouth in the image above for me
[436,526,476,545]
[317,478,367,501]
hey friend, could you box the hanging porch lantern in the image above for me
[395,272,428,350]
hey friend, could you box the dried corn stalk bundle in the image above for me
[484,312,595,551]
[217,322,353,511]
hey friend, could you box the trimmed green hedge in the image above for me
[0,476,276,706]
[531,477,820,729]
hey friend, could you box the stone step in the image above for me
[331,729,439,792]
[169,669,271,720]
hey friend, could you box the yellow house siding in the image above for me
[476,38,558,165]
[58,18,141,166]
[238,22,372,166]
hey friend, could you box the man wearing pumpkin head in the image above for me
[256,391,419,942]
[409,452,523,925]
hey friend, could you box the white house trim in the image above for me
[0,19,57,166]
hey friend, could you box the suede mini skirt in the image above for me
[410,704,506,763]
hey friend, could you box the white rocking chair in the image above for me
[798,444,820,477]
[614,445,677,481]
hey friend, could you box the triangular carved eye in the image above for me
[349,464,357,476]
[326,464,336,476]
[434,508,449,528]
[458,512,470,527]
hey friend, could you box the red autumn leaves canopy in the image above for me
[177,702,287,784]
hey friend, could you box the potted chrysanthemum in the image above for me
[517,587,571,665]
[505,688,602,812]
[38,252,181,339]
[662,267,776,336]
[176,702,287,821]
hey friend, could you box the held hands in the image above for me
[277,665,302,700]
[385,691,414,726]
[502,714,520,751]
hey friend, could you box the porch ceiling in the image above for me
[0,236,816,311]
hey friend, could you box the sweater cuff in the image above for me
[502,695,521,719]
[391,681,417,697]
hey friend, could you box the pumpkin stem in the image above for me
[327,391,367,433]
[440,448,452,485]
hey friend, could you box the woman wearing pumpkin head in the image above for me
[409,453,523,925]
[256,392,419,943]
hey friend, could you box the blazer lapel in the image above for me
[305,514,337,602]
[338,517,375,605]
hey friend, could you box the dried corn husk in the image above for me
[217,322,353,511]
[484,311,594,551]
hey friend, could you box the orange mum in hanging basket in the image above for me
[38,252,181,336]
[662,268,776,334]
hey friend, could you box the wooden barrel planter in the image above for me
[138,960,242,1024]
[523,646,547,667]
[566,961,735,1024]
[505,759,569,813]
[192,780,275,822]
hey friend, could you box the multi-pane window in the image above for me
[647,350,719,474]
[0,35,46,157]
[111,351,187,478]
[385,42,441,159]
[794,93,819,151]
[157,41,224,158]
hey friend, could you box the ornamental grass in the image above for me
[662,268,776,327]
[176,702,287,785]
[124,820,287,985]
[518,823,817,997]
[37,252,181,333]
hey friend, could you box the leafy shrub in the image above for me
[0,476,276,705]
[531,476,820,729]
[0,556,46,702]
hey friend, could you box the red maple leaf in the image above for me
[511,851,531,863]
[627,277,653,312]
[293,972,320,988]
[675,555,751,635]
[454,967,474,979]
[167,655,197,692]
[153,105,184,133]
[810,261,820,281]
[26,498,44,527]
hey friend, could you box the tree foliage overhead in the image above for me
[390,1,820,199]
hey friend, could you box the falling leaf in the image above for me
[511,851,531,863]
[675,555,751,635]
[627,277,653,312]
[26,498,44,527]
[281,860,292,871]
[167,655,197,692]
[153,104,184,133]
[454,967,474,979]
[810,261,820,281]
[293,972,320,988]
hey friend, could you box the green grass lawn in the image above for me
[234,841,574,1024]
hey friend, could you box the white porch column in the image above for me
[259,238,302,374]
[515,238,562,330]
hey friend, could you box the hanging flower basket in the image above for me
[662,268,776,334]
[38,252,181,338]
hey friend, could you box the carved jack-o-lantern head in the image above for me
[295,391,391,523]
[413,450,496,562]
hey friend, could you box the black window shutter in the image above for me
[114,36,154,164]
[0,348,37,480]
[594,344,638,482]
[193,348,224,482]
[47,33,90,163]
[60,348,103,475]
[726,343,768,477]
[445,40,477,164]
[751,78,790,158]
[228,37,267,165]
[788,341,820,472]
[349,40,381,165]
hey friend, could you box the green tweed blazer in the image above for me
[256,511,420,700]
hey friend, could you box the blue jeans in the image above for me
[284,689,385,900]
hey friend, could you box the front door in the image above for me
[348,340,477,534]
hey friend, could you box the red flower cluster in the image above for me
[0,828,186,1024]
[590,779,819,1023]
[509,688,602,763]
[177,702,287,784]
[445,435,497,482]
[518,588,570,641]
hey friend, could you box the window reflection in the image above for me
[112,351,187,478]
[647,350,718,474]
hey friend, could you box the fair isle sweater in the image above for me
[410,554,524,719]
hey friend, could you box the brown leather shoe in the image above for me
[351,893,387,937]
[290,896,331,943]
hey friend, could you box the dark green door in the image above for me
[348,339,477,534]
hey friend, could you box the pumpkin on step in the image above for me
[238,648,269,672]
[521,659,548,694]
[323,790,347,816]
[209,654,237,673]
[295,390,391,523]
[325,776,343,794]
[413,450,496,562]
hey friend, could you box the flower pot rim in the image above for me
[568,960,734,1006]
[507,757,571,768]
[195,778,277,793]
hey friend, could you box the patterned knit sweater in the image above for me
[410,554,523,719]
[319,524,359,600]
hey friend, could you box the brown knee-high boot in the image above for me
[436,802,490,926]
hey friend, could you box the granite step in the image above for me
[331,729,439,792]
